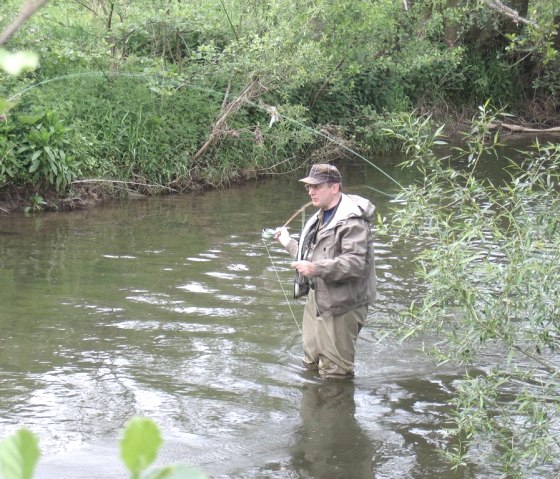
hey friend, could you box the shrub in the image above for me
[0,109,82,191]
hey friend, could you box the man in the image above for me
[275,163,376,379]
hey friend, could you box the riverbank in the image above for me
[1,119,559,217]
[0,184,108,216]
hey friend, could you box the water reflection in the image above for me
[292,380,374,478]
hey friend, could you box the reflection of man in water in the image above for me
[291,381,374,478]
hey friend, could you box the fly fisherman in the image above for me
[274,164,376,379]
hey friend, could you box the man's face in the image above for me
[305,182,340,209]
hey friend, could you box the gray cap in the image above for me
[299,164,342,185]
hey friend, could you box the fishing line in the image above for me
[240,96,405,194]
[363,184,398,198]
[8,72,224,102]
[261,237,320,370]
[11,70,387,369]
[289,123,403,191]
[261,239,300,330]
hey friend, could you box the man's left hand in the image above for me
[291,260,316,277]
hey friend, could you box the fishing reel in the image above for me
[261,228,277,239]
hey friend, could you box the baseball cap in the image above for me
[299,164,342,185]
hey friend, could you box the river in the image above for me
[0,153,524,478]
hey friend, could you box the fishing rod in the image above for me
[261,201,313,239]
[281,200,313,228]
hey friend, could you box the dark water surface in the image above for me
[1,158,508,478]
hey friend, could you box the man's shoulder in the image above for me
[341,194,375,220]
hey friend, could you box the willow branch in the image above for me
[466,302,558,375]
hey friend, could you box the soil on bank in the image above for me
[0,184,109,216]
[0,176,215,216]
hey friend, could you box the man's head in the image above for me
[299,164,342,210]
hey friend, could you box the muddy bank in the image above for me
[0,184,109,216]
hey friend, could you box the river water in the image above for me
[1,155,519,478]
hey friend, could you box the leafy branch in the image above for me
[0,418,207,479]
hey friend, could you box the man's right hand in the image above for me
[274,227,291,247]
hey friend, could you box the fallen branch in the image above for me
[490,122,560,133]
[71,178,178,192]
[192,78,268,161]
[483,0,536,27]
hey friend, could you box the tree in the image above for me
[384,105,560,478]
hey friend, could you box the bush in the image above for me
[0,109,82,191]
[383,106,560,477]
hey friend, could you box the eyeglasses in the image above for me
[305,183,330,191]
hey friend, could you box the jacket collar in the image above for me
[321,194,365,231]
[296,194,370,260]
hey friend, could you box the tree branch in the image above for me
[192,79,267,162]
[0,0,50,47]
[483,0,537,26]
[489,122,560,133]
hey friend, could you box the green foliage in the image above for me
[15,70,317,190]
[120,417,162,478]
[0,109,82,191]
[23,194,47,215]
[0,418,207,479]
[25,74,217,185]
[346,107,439,154]
[1,0,559,201]
[383,105,560,477]
[18,110,81,190]
[0,121,18,184]
[0,429,40,479]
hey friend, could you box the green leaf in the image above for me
[44,146,57,164]
[0,429,40,479]
[17,113,43,126]
[29,159,40,173]
[0,50,39,76]
[120,417,162,476]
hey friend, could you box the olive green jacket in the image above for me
[286,193,376,316]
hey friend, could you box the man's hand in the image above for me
[291,260,317,277]
[274,227,292,247]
